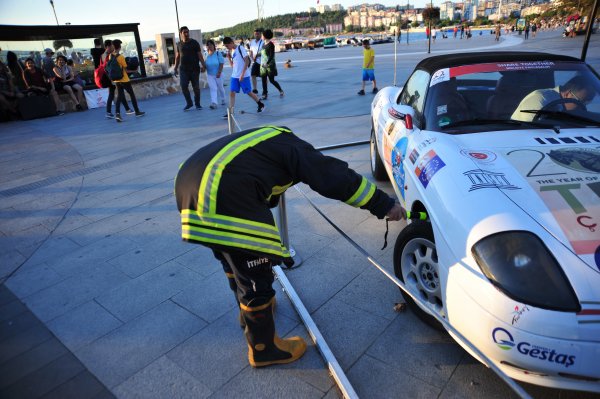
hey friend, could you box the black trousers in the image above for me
[115,82,139,114]
[215,249,276,307]
[106,84,130,113]
[261,74,282,96]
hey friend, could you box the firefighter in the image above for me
[175,125,406,368]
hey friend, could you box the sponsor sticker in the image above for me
[491,327,576,368]
[460,149,497,164]
[437,104,447,116]
[511,305,530,326]
[415,149,446,188]
[430,68,450,87]
[391,137,409,198]
[409,148,419,164]
[463,169,521,191]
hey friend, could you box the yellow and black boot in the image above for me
[241,297,306,367]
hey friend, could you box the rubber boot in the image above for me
[241,297,306,367]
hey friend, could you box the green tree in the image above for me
[53,39,73,51]
[422,7,441,23]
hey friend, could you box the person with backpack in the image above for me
[98,39,132,119]
[173,26,206,111]
[221,36,264,119]
[107,39,145,122]
[259,29,284,100]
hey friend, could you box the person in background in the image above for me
[357,39,377,95]
[110,39,145,122]
[66,59,85,87]
[22,57,64,115]
[53,54,84,111]
[204,40,226,110]
[173,26,206,111]
[101,39,133,119]
[42,48,55,77]
[34,51,42,68]
[0,49,22,116]
[91,38,105,69]
[6,51,27,93]
[248,28,263,95]
[259,29,284,100]
[221,36,264,118]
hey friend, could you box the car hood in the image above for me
[446,129,600,274]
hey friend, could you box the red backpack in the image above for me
[94,55,111,88]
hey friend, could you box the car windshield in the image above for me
[423,61,600,133]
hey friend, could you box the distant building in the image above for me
[325,23,343,33]
[331,4,344,11]
[308,7,316,13]
[317,4,331,13]
[440,1,455,20]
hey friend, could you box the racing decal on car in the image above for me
[429,68,450,87]
[387,107,407,121]
[511,305,530,326]
[506,147,600,270]
[460,149,497,164]
[409,148,419,164]
[415,149,446,188]
[392,137,409,198]
[577,304,600,324]
[535,136,599,145]
[463,170,521,191]
[450,61,556,78]
[492,327,576,368]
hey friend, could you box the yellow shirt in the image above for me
[363,48,375,69]
[111,53,130,83]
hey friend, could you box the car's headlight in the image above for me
[472,231,580,312]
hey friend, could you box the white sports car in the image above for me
[370,52,600,392]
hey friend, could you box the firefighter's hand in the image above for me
[386,203,406,221]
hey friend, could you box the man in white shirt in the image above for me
[249,28,264,94]
[511,76,595,122]
[222,37,265,117]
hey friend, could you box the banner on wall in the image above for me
[83,88,109,109]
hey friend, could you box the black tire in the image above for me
[393,221,445,331]
[370,127,387,181]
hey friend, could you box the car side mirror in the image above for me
[388,104,415,131]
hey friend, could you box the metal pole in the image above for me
[581,0,599,61]
[49,0,59,25]
[428,2,432,53]
[174,0,180,33]
[394,27,398,86]
[276,195,302,268]
[273,266,357,399]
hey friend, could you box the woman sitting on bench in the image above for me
[53,55,84,111]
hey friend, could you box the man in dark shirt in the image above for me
[173,26,207,111]
[91,38,105,69]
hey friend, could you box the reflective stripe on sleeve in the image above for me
[345,176,376,208]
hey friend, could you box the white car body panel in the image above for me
[370,79,600,392]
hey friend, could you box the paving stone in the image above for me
[5,262,64,298]
[21,236,81,270]
[171,271,237,323]
[0,353,84,399]
[0,337,68,390]
[0,249,26,279]
[0,323,53,364]
[106,235,191,278]
[0,284,16,306]
[23,263,130,322]
[0,297,27,323]
[334,266,403,321]
[366,311,465,389]
[76,300,206,388]
[173,246,223,277]
[347,354,441,398]
[0,309,44,341]
[113,356,212,399]
[40,371,109,399]
[46,300,122,352]
[311,298,392,370]
[95,260,203,322]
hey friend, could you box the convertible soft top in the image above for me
[415,52,582,73]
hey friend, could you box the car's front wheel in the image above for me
[370,127,387,181]
[393,221,445,330]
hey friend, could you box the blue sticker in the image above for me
[415,149,446,188]
[391,138,408,198]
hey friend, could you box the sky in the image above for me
[0,0,425,41]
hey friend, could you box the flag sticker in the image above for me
[415,149,446,188]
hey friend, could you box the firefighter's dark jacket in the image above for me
[175,126,394,261]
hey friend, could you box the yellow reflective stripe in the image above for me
[225,272,235,278]
[345,177,376,207]
[181,210,280,239]
[182,226,289,257]
[267,181,293,201]
[198,127,285,214]
[240,297,274,312]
